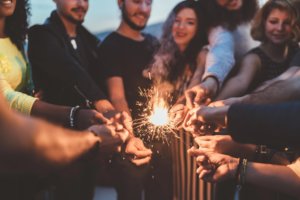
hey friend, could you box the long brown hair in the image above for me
[150,0,207,82]
[251,0,300,43]
[5,0,30,51]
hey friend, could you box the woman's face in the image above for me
[172,8,198,52]
[216,0,243,11]
[265,8,292,45]
[0,0,16,18]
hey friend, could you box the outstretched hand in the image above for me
[188,147,239,183]
[88,124,129,154]
[125,137,152,166]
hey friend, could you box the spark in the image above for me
[133,86,180,144]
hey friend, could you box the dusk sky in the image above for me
[29,0,182,33]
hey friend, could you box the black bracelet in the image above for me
[69,105,81,128]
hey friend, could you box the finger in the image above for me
[199,169,212,179]
[194,90,205,105]
[185,91,195,109]
[128,149,153,158]
[194,136,212,143]
[196,155,206,163]
[94,112,110,124]
[131,156,151,166]
[187,148,204,157]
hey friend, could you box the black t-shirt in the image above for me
[290,49,300,67]
[98,32,159,120]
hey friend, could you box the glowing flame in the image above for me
[149,105,169,126]
[134,86,179,143]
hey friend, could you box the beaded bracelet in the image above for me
[69,105,81,128]
[234,158,248,200]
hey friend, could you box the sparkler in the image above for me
[133,86,179,144]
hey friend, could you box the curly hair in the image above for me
[251,0,300,43]
[150,0,207,83]
[5,0,30,51]
[199,0,258,31]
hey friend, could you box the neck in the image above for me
[117,21,144,41]
[261,41,289,61]
[56,11,77,37]
[0,18,6,38]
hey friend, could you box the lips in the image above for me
[0,0,13,6]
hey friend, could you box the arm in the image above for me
[28,26,111,112]
[0,74,37,115]
[228,102,300,146]
[106,77,131,115]
[0,93,128,174]
[184,27,236,107]
[203,26,235,87]
[216,53,261,100]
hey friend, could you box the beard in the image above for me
[121,5,147,31]
[65,15,84,25]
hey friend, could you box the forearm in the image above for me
[0,112,99,173]
[228,103,300,146]
[246,162,300,198]
[216,79,248,100]
[201,77,219,99]
[242,77,300,104]
[111,99,131,116]
[30,100,70,126]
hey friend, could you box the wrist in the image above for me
[201,76,219,98]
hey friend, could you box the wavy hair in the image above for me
[199,0,258,31]
[251,0,300,43]
[150,0,207,83]
[5,0,30,51]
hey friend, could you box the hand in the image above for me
[94,99,115,113]
[183,105,229,132]
[188,147,239,183]
[107,111,133,135]
[125,137,152,166]
[76,109,110,130]
[88,124,129,154]
[185,84,210,109]
[169,103,188,128]
[194,135,239,156]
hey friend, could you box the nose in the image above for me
[177,22,186,29]
[276,22,285,31]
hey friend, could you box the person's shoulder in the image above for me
[142,33,158,42]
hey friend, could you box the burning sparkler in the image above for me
[133,86,179,144]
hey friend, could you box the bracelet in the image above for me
[234,158,248,200]
[254,145,276,162]
[235,158,248,186]
[69,105,81,128]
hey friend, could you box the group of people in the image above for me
[1,0,300,199]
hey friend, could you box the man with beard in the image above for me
[98,0,172,199]
[28,0,152,200]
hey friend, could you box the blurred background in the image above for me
[29,0,267,38]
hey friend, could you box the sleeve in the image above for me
[97,39,123,79]
[28,26,106,102]
[227,102,300,146]
[0,74,37,115]
[203,26,235,87]
[289,49,300,67]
